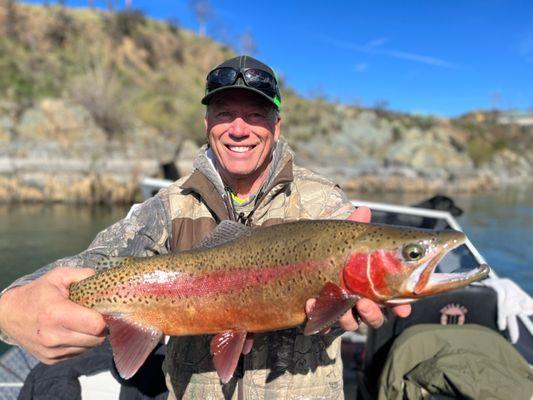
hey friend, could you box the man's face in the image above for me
[205,90,281,182]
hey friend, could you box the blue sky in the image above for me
[25,0,533,116]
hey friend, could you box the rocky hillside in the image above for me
[0,2,531,203]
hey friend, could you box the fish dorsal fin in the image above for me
[193,220,253,250]
[304,282,359,335]
[103,314,163,379]
[210,330,247,384]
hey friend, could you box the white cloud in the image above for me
[355,63,368,72]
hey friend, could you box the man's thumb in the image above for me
[348,206,371,223]
[51,267,96,288]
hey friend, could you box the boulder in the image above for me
[385,139,473,173]
[336,111,393,153]
[16,98,107,156]
[0,115,12,144]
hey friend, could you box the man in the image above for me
[0,55,410,399]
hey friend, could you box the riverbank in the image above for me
[0,153,530,203]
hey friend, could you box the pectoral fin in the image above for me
[103,314,162,379]
[210,331,247,384]
[304,282,359,335]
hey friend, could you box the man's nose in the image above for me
[228,117,249,138]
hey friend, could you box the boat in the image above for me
[1,178,531,399]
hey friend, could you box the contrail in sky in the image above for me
[314,34,460,69]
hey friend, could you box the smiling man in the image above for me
[161,55,410,399]
[0,55,409,399]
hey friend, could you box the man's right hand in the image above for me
[0,267,106,364]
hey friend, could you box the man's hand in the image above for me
[0,268,106,364]
[305,206,411,332]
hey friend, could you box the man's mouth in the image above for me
[226,145,256,153]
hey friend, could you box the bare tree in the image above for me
[490,91,501,111]
[189,0,212,37]
[240,29,257,55]
[125,0,132,9]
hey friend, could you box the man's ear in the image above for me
[204,116,209,141]
[273,115,281,141]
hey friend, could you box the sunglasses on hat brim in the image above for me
[206,67,278,98]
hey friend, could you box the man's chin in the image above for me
[219,162,263,180]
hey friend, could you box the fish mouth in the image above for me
[421,264,491,294]
[406,247,490,297]
[404,231,489,297]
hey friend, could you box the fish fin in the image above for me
[304,282,359,335]
[103,314,162,379]
[96,256,134,270]
[210,330,247,384]
[242,333,254,355]
[193,220,253,250]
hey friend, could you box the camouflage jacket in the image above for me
[3,138,354,399]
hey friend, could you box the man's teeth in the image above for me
[228,146,252,153]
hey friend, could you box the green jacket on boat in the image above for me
[378,324,533,400]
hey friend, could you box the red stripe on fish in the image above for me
[129,260,327,299]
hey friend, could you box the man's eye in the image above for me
[216,112,233,119]
[247,113,266,122]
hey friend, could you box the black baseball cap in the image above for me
[201,55,282,111]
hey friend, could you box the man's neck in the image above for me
[221,167,269,199]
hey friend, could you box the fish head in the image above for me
[342,224,489,304]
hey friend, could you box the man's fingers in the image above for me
[391,304,412,318]
[348,206,371,223]
[39,346,95,365]
[305,298,316,314]
[56,267,96,287]
[59,304,106,337]
[337,309,358,332]
[356,298,384,328]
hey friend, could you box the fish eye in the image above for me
[402,243,425,261]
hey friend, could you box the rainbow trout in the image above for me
[69,220,489,382]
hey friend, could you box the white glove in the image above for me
[482,277,533,343]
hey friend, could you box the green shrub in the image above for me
[466,136,496,166]
[46,6,77,47]
[67,63,131,137]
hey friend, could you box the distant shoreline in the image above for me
[0,159,530,204]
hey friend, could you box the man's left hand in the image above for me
[305,206,411,332]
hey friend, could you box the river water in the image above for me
[0,188,531,355]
